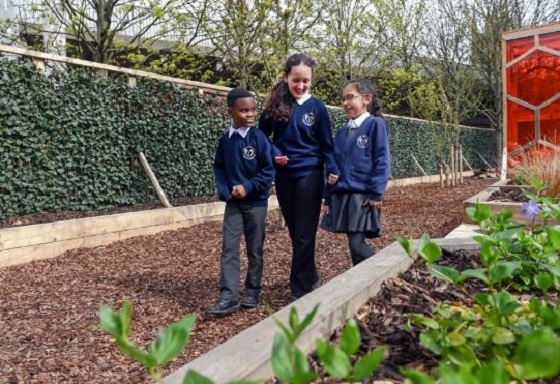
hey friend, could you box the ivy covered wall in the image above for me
[0,57,497,219]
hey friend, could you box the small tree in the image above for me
[13,0,209,63]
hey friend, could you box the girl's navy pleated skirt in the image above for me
[320,193,382,239]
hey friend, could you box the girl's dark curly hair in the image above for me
[262,53,316,122]
[345,79,383,118]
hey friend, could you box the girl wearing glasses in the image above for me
[321,79,391,266]
[258,53,339,303]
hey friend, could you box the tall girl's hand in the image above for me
[327,174,339,186]
[322,203,330,215]
[363,199,382,209]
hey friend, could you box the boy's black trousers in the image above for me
[219,202,267,301]
[275,175,323,299]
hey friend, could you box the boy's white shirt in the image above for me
[348,111,371,128]
[228,126,250,138]
[295,93,311,105]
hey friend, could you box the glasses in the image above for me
[341,94,368,102]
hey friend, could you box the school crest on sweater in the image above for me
[302,112,315,126]
[242,146,256,160]
[356,135,369,149]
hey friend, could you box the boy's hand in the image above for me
[274,156,289,166]
[327,174,339,185]
[363,199,382,209]
[322,203,330,215]
[232,185,246,198]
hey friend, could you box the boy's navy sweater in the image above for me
[213,128,275,207]
[325,116,391,203]
[258,96,339,177]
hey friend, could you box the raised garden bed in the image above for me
[463,179,559,225]
[162,237,480,384]
[0,178,494,383]
[0,197,278,268]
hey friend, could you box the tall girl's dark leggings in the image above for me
[275,175,323,299]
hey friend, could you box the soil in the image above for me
[346,250,559,383]
[488,188,526,203]
[0,178,495,384]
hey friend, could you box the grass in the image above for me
[507,146,560,198]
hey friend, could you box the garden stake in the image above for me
[459,145,464,184]
[139,152,172,208]
[450,145,455,186]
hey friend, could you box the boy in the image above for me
[208,87,275,315]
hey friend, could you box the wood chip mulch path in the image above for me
[0,178,495,384]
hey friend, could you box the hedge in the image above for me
[0,56,497,219]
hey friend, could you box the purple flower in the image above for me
[522,200,540,219]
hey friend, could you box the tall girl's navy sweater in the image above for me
[213,128,275,207]
[258,96,339,177]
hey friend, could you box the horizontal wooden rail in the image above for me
[0,43,232,94]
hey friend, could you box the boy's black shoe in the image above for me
[207,298,240,315]
[240,295,259,309]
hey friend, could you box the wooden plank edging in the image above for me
[0,197,279,268]
[162,238,480,384]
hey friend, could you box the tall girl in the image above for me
[258,53,339,302]
[321,79,391,266]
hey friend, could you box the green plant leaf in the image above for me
[182,370,215,384]
[353,346,386,381]
[447,345,478,367]
[448,332,466,347]
[490,292,519,317]
[316,338,351,379]
[408,314,440,329]
[535,273,554,291]
[116,339,157,368]
[418,234,442,263]
[419,333,442,355]
[546,226,560,249]
[491,327,515,345]
[400,367,437,384]
[468,202,491,224]
[293,348,317,384]
[340,319,360,356]
[397,236,413,257]
[474,361,509,384]
[459,268,489,285]
[150,315,196,365]
[294,305,319,339]
[271,333,293,382]
[289,306,299,331]
[428,264,460,284]
[119,301,132,339]
[99,303,124,339]
[514,329,560,380]
[489,262,520,284]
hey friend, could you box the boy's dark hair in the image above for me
[262,53,316,122]
[345,79,383,118]
[227,87,253,108]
